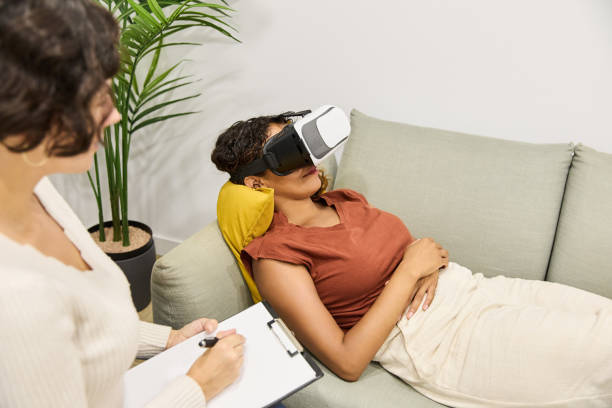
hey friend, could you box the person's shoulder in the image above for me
[35,177,87,232]
[34,177,63,204]
[244,214,285,252]
[322,188,369,206]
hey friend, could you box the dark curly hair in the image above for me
[211,113,329,196]
[0,0,120,157]
[211,114,288,184]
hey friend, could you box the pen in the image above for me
[198,336,219,348]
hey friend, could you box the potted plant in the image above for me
[87,0,238,310]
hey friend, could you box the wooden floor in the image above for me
[138,301,153,323]
[132,256,159,366]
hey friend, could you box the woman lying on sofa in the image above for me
[211,113,612,408]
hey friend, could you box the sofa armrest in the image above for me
[151,221,253,329]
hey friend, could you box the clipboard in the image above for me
[123,301,323,408]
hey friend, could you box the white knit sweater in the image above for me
[0,178,206,407]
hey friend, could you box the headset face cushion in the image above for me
[264,126,312,175]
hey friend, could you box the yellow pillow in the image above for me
[216,181,274,303]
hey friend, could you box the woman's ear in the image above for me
[244,176,263,189]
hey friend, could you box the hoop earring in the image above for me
[21,152,49,167]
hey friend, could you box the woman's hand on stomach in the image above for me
[405,271,439,319]
[253,257,429,382]
[401,238,448,280]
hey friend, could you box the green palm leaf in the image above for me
[141,60,184,96]
[130,111,199,134]
[127,0,162,30]
[135,78,197,110]
[140,41,201,60]
[147,0,168,23]
[131,93,201,128]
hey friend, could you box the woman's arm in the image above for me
[142,319,245,405]
[253,238,448,381]
[137,320,172,359]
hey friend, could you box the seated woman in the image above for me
[211,113,612,407]
[0,1,245,406]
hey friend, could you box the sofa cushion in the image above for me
[152,222,253,329]
[335,110,573,280]
[286,361,446,408]
[547,145,612,298]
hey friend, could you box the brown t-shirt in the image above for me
[242,189,415,330]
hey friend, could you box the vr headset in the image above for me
[232,105,351,180]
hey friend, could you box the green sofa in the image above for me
[151,109,612,408]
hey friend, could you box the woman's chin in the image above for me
[308,180,323,197]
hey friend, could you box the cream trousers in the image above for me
[374,263,612,407]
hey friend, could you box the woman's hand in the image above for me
[187,330,245,401]
[401,238,449,280]
[166,318,218,349]
[405,271,439,319]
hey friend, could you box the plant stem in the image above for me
[113,122,123,241]
[120,65,135,247]
[93,152,106,241]
[120,122,130,246]
[105,123,121,241]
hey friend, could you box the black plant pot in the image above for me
[88,220,156,312]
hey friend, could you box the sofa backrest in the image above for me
[335,109,573,281]
[547,145,612,298]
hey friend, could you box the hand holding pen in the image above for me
[166,317,220,349]
[160,316,245,401]
[187,329,246,401]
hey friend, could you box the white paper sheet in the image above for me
[124,302,320,407]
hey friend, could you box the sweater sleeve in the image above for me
[137,320,172,359]
[0,277,89,408]
[137,322,207,407]
[144,375,206,408]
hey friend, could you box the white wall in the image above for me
[52,0,612,250]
